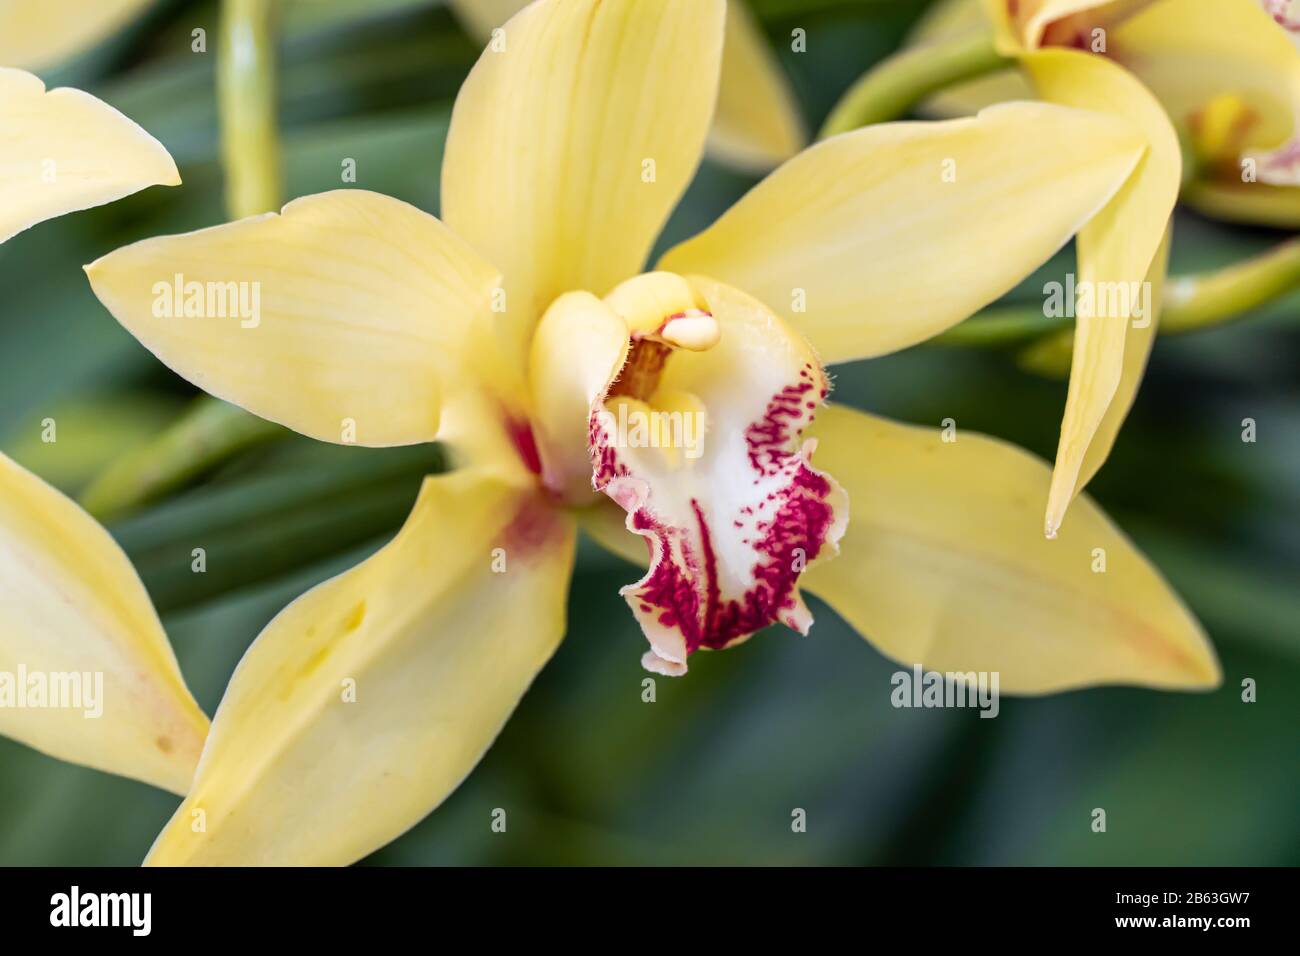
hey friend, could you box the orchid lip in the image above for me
[587,277,848,676]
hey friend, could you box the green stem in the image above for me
[80,0,288,518]
[819,33,1011,139]
[1160,239,1300,334]
[80,398,283,521]
[931,305,1071,347]
[218,0,281,218]
[936,239,1300,350]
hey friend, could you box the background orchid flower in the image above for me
[890,0,1300,536]
[445,0,807,172]
[913,0,1300,224]
[0,66,205,793]
[84,0,1217,866]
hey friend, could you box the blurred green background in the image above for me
[1,0,1296,865]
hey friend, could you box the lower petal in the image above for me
[145,470,574,866]
[0,453,207,793]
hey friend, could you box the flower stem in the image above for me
[819,33,1011,139]
[218,0,281,219]
[936,239,1300,354]
[931,305,1071,347]
[80,398,283,521]
[1161,239,1300,334]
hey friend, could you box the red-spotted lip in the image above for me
[590,361,848,675]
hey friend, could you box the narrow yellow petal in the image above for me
[802,407,1219,693]
[84,190,502,448]
[441,0,724,345]
[0,453,207,793]
[707,0,806,172]
[660,102,1145,364]
[528,291,630,503]
[1114,0,1300,152]
[146,471,575,866]
[1075,229,1171,496]
[0,68,179,244]
[0,0,156,72]
[1023,50,1180,537]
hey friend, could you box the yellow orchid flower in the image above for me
[446,0,807,171]
[0,66,205,793]
[899,0,1300,536]
[83,0,1216,866]
[0,0,158,72]
[914,0,1300,218]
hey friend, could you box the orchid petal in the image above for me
[707,0,806,172]
[145,471,574,866]
[802,407,1219,693]
[448,0,801,174]
[529,291,630,502]
[0,0,156,72]
[0,68,178,245]
[1023,50,1180,536]
[660,102,1145,364]
[1114,0,1300,153]
[85,190,504,449]
[0,453,207,793]
[441,0,724,349]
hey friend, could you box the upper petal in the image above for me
[441,0,724,341]
[660,101,1145,365]
[802,407,1219,693]
[0,452,207,793]
[0,67,179,245]
[449,0,802,174]
[145,470,575,866]
[84,190,504,449]
[1022,50,1181,536]
[0,0,156,72]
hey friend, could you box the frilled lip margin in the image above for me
[591,362,849,675]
